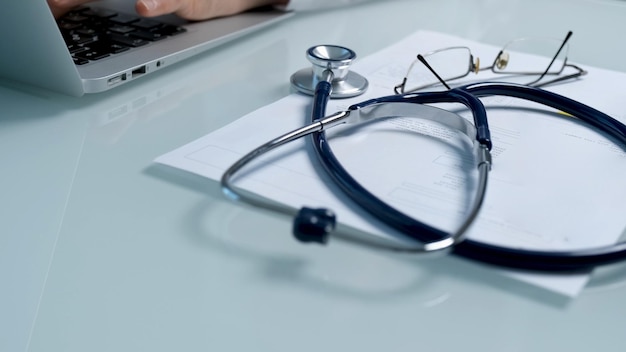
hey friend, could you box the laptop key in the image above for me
[60,8,188,66]
[68,45,89,54]
[109,24,136,34]
[58,21,82,31]
[91,42,131,55]
[73,57,90,65]
[76,28,98,36]
[108,43,131,54]
[74,49,110,61]
[132,19,162,30]
[63,13,89,23]
[129,30,166,41]
[156,24,187,36]
[68,33,98,45]
[81,7,117,18]
[110,13,139,24]
[109,33,149,47]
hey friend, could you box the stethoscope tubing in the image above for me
[220,110,472,254]
[466,83,626,141]
[222,78,484,253]
[310,81,626,271]
[222,76,626,271]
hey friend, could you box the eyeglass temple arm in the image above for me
[534,30,573,83]
[532,63,587,88]
[417,54,452,90]
[394,78,408,94]
[411,55,492,148]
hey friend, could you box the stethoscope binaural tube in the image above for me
[219,110,483,251]
[223,47,493,255]
[300,46,492,254]
[307,89,493,249]
[311,81,626,271]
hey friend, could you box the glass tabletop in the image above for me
[2,0,626,351]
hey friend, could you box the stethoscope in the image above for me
[222,45,626,272]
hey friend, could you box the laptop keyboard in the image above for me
[57,7,187,65]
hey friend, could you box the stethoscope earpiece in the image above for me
[290,44,369,98]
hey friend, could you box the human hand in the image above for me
[135,0,289,20]
[47,0,92,18]
[48,0,289,21]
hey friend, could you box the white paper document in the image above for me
[156,31,626,297]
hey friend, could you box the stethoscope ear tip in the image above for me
[293,207,336,244]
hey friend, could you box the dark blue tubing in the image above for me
[309,82,626,271]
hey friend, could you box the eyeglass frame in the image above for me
[394,31,587,94]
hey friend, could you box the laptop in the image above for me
[0,1,291,96]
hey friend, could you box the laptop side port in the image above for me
[132,65,147,77]
[107,73,127,86]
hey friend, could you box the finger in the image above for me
[47,0,94,18]
[136,0,218,21]
[136,0,286,21]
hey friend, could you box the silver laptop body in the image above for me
[0,1,290,96]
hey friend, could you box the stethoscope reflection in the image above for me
[186,198,454,305]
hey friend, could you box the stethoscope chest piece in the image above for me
[290,45,369,98]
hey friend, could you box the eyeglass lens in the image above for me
[494,37,569,75]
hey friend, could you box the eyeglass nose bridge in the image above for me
[494,51,510,70]
[471,55,480,74]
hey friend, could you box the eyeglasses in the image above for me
[394,31,587,94]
